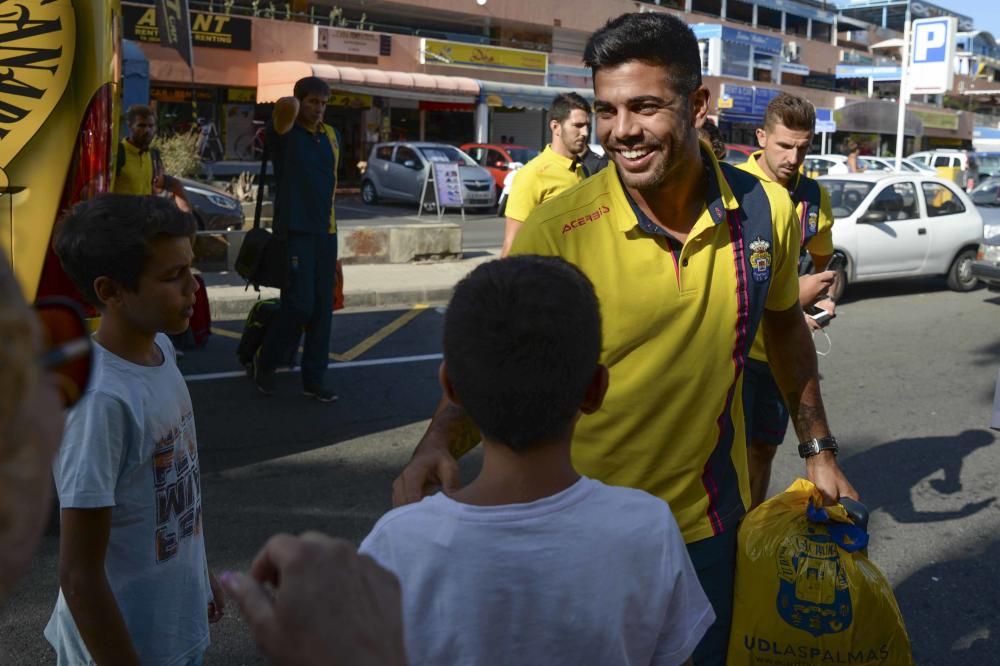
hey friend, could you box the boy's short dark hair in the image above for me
[763,93,815,133]
[54,194,196,308]
[126,104,153,124]
[584,12,702,98]
[443,256,602,451]
[293,76,331,101]
[549,92,591,125]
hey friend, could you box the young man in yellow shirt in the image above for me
[501,92,594,256]
[393,14,857,664]
[113,105,188,207]
[736,93,838,509]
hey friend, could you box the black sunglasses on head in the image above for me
[34,298,92,409]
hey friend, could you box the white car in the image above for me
[857,156,937,175]
[804,154,847,178]
[818,173,983,299]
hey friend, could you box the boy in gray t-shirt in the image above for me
[45,195,223,665]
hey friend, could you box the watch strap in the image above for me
[798,435,838,459]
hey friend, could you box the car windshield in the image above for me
[419,146,475,166]
[823,180,876,218]
[858,157,891,172]
[506,148,538,164]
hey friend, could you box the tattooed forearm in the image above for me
[784,394,829,442]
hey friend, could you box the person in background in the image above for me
[501,92,593,256]
[965,154,979,192]
[45,195,224,666]
[698,118,727,162]
[393,13,857,664]
[113,104,190,208]
[737,93,838,509]
[252,76,341,402]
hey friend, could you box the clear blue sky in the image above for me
[938,0,1000,37]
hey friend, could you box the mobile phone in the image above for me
[805,305,835,327]
[823,255,844,273]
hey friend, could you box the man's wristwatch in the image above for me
[798,435,838,459]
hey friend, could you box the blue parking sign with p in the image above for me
[913,19,949,63]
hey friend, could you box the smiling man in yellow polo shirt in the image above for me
[737,93,839,510]
[501,92,593,256]
[391,14,857,665]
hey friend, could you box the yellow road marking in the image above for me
[337,304,428,361]
[209,303,428,364]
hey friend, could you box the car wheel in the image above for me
[830,254,848,302]
[946,248,978,292]
[361,180,378,205]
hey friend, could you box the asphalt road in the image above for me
[3,278,999,664]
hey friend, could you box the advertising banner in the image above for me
[433,163,464,208]
[420,38,547,75]
[155,0,194,67]
[126,5,252,51]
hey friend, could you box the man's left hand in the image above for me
[805,451,858,505]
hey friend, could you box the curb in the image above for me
[209,286,455,321]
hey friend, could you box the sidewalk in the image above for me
[204,249,501,320]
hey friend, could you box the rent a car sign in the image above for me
[908,17,957,95]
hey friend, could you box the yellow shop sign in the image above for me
[0,0,76,168]
[420,38,547,75]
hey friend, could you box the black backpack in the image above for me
[236,298,296,373]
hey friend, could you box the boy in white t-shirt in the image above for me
[361,256,714,666]
[45,195,224,665]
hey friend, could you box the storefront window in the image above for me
[722,42,752,79]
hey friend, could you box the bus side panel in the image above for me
[3,0,120,300]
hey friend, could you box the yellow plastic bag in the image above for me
[727,479,913,665]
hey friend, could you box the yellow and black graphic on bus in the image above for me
[0,0,76,168]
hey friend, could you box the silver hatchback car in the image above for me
[361,142,495,210]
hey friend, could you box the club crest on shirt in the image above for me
[807,209,819,234]
[749,236,772,283]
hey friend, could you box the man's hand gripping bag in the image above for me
[727,479,913,665]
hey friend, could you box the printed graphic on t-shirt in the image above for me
[153,410,203,563]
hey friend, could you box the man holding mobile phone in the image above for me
[737,93,838,508]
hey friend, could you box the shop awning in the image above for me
[257,62,480,104]
[477,80,593,110]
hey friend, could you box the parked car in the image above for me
[906,149,968,186]
[818,173,984,299]
[361,142,495,210]
[179,178,244,231]
[969,176,1000,238]
[804,154,847,178]
[857,156,936,175]
[724,143,755,164]
[973,152,1000,182]
[971,235,1000,290]
[460,142,539,194]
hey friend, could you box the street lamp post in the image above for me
[893,1,912,172]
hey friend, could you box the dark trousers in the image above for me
[687,528,738,666]
[258,231,337,390]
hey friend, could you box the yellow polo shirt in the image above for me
[510,148,800,543]
[113,139,154,196]
[739,151,834,363]
[505,145,586,222]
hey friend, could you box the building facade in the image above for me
[126,0,995,185]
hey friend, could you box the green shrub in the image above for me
[152,131,201,178]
